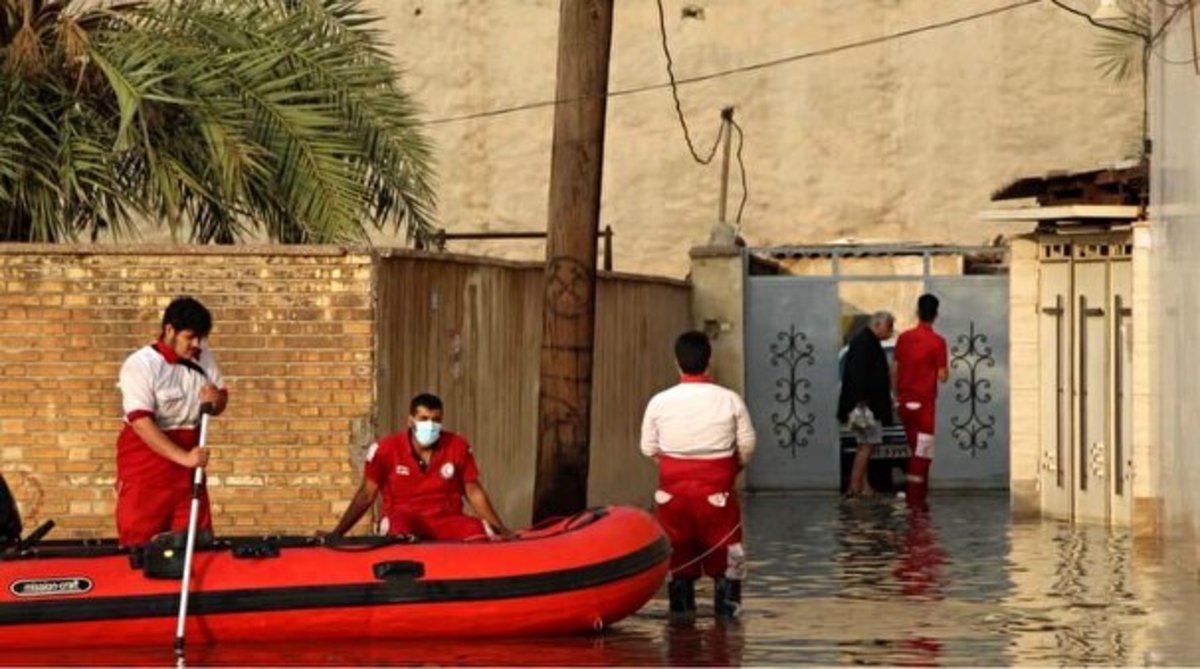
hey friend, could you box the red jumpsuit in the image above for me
[364,429,487,541]
[640,375,755,585]
[115,340,223,547]
[893,323,948,507]
[655,455,745,580]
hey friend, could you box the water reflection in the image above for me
[7,493,1200,666]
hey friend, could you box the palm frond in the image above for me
[0,0,436,244]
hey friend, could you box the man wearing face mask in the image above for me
[115,296,228,547]
[327,393,509,541]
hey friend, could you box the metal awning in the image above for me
[750,243,1001,258]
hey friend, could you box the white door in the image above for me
[1110,259,1133,525]
[1073,257,1109,523]
[1038,258,1073,518]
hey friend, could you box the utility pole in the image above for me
[532,0,614,523]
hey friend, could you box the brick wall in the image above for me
[0,245,376,538]
[0,245,693,540]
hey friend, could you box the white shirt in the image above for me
[118,342,225,431]
[640,381,756,463]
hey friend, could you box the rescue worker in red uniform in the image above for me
[892,294,949,509]
[641,331,756,618]
[115,296,229,547]
[327,393,509,541]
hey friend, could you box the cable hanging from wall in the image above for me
[655,0,748,229]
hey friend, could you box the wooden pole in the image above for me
[718,108,733,224]
[532,0,614,523]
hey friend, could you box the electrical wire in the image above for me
[654,0,747,225]
[730,118,748,228]
[655,0,725,165]
[416,0,1042,128]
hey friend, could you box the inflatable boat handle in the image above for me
[373,560,425,580]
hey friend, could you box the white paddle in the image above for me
[173,403,212,661]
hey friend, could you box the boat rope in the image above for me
[668,521,744,576]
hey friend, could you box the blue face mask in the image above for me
[414,420,442,447]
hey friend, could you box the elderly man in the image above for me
[837,311,895,498]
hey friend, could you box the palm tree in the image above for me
[0,0,436,244]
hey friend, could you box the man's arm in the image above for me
[130,417,207,469]
[639,397,661,458]
[733,395,756,467]
[199,385,228,416]
[938,338,950,383]
[844,339,872,405]
[328,478,380,537]
[464,481,509,535]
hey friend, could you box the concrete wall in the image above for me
[1008,236,1040,518]
[363,0,1141,277]
[1131,223,1161,535]
[1150,3,1200,563]
[688,246,745,394]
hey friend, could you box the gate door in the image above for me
[924,276,1011,488]
[745,277,841,489]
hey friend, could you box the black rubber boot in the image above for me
[713,577,742,618]
[668,578,696,614]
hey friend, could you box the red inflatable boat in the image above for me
[0,506,668,649]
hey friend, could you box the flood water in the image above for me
[10,492,1200,666]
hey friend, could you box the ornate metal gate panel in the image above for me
[745,277,842,489]
[924,276,1010,488]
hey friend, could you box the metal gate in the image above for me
[745,267,1010,490]
[744,277,841,489]
[925,276,1010,488]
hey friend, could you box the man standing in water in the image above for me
[893,294,948,508]
[838,312,895,498]
[641,331,756,618]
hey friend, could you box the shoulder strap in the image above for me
[176,356,211,382]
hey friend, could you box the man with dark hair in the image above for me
[838,311,895,498]
[327,393,508,541]
[893,294,948,508]
[115,296,228,547]
[641,331,756,618]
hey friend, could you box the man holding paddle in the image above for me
[114,296,228,547]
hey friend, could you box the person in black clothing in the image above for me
[0,474,21,549]
[837,311,895,497]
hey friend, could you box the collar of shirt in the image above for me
[679,373,713,384]
[152,339,181,364]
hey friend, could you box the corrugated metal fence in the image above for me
[376,253,692,526]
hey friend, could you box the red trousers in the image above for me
[381,511,486,541]
[655,456,745,581]
[116,480,211,547]
[897,400,936,507]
